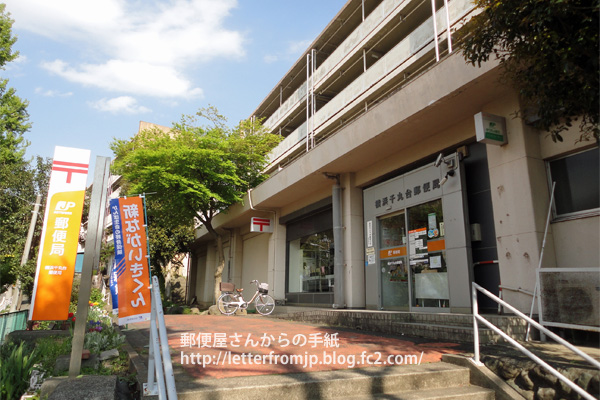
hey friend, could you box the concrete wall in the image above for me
[342,173,366,308]
[484,93,557,312]
[241,233,269,289]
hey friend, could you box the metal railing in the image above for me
[143,275,178,399]
[472,282,600,400]
[0,310,28,344]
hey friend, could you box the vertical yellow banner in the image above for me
[29,146,90,321]
[116,197,151,325]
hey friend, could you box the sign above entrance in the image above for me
[474,112,507,146]
[251,217,273,233]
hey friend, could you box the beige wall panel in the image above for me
[552,217,600,268]
[484,94,559,312]
[342,173,366,308]
[242,233,270,288]
[356,118,474,188]
[538,124,595,160]
[280,187,332,219]
[497,231,556,311]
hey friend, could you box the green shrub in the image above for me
[0,341,39,400]
[89,288,105,307]
[84,330,125,354]
[34,335,72,374]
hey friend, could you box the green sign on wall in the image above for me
[474,112,507,146]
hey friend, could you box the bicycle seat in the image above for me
[236,288,244,293]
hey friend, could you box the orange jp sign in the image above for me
[113,196,151,325]
[29,146,90,321]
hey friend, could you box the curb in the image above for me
[442,354,524,400]
[117,326,156,400]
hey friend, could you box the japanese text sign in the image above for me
[110,197,151,325]
[29,146,90,321]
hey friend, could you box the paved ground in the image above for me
[122,313,471,382]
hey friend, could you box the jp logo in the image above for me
[55,201,76,212]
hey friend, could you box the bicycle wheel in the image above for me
[217,293,238,315]
[255,294,275,315]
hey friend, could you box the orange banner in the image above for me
[29,147,90,321]
[116,197,151,325]
[379,246,407,259]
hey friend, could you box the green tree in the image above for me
[460,0,599,142]
[111,107,281,302]
[144,196,195,301]
[0,4,37,292]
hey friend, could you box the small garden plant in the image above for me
[0,287,130,399]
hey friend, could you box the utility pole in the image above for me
[10,193,42,312]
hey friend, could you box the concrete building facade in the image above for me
[189,0,599,317]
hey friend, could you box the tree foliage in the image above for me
[460,0,599,141]
[111,107,281,302]
[0,4,43,293]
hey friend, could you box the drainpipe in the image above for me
[324,173,345,309]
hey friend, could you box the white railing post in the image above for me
[471,282,599,400]
[152,276,178,400]
[145,325,156,395]
[144,283,167,399]
[471,283,482,365]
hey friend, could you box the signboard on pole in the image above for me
[29,146,90,321]
[109,260,119,315]
[109,197,151,325]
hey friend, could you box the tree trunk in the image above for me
[165,261,173,301]
[213,234,225,303]
[205,223,225,304]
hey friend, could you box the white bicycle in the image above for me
[217,280,275,316]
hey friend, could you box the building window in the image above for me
[548,147,599,219]
[407,199,449,308]
[288,230,334,293]
[285,207,334,296]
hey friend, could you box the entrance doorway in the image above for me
[378,199,449,311]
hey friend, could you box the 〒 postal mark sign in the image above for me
[110,196,151,325]
[29,146,90,321]
[250,217,273,233]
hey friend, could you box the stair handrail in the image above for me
[472,282,599,400]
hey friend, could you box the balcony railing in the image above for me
[265,0,478,169]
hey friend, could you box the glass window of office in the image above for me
[286,208,334,294]
[548,147,599,219]
[378,199,449,310]
[288,230,334,293]
[407,199,448,308]
[379,212,408,309]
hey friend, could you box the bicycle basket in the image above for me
[220,282,235,292]
[258,282,269,294]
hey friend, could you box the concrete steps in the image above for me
[174,362,494,400]
[346,385,495,399]
[272,309,528,343]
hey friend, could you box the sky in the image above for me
[4,0,347,183]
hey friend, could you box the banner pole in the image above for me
[69,156,111,378]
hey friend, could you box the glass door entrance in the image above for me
[379,212,408,309]
[407,199,449,310]
[378,199,449,311]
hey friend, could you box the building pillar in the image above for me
[485,94,557,313]
[231,229,243,288]
[267,210,286,302]
[203,245,217,303]
[341,173,366,308]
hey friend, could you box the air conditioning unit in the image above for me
[539,269,600,330]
